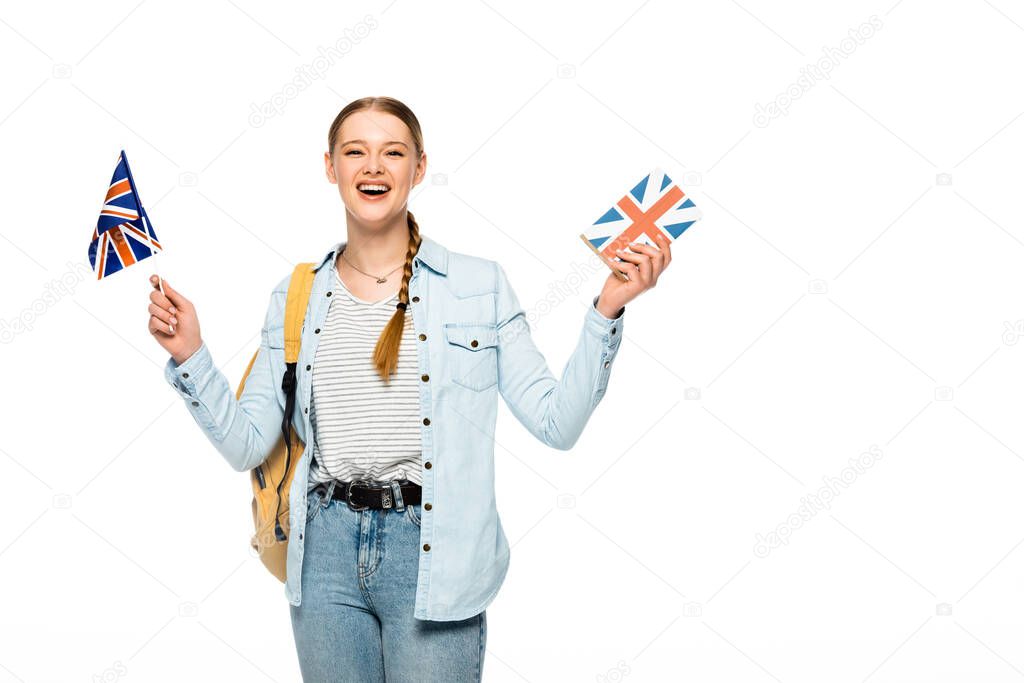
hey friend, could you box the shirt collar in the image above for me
[312,233,449,276]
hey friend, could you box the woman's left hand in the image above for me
[595,232,672,318]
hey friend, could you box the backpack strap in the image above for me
[234,262,317,399]
[273,262,316,542]
[284,263,316,363]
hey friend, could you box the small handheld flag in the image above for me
[580,167,702,281]
[90,150,173,331]
[89,150,163,280]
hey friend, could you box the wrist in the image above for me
[595,297,624,320]
[172,340,203,367]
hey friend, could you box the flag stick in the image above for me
[121,150,173,333]
[141,210,173,333]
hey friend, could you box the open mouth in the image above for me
[357,183,391,198]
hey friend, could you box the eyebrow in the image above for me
[341,139,409,148]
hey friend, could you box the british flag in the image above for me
[580,167,701,269]
[89,150,162,280]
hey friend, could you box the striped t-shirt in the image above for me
[307,263,423,487]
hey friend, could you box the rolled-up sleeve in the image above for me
[585,294,624,403]
[165,341,219,433]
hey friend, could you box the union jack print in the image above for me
[89,150,162,280]
[580,167,701,272]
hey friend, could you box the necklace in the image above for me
[340,247,404,284]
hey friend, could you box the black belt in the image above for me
[317,480,422,510]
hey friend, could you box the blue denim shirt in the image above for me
[163,234,625,620]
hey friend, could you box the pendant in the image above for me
[376,276,387,283]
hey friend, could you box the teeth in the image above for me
[358,184,390,192]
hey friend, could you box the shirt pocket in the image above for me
[266,325,285,350]
[262,325,287,411]
[443,322,499,392]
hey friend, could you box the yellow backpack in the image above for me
[234,262,316,582]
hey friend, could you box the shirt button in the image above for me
[418,333,426,341]
[423,543,430,551]
[421,374,429,382]
[306,364,311,371]
[305,407,309,414]
[191,401,199,407]
[604,360,610,368]
[315,328,321,334]
[470,340,478,347]
[424,502,432,510]
[412,296,420,303]
[182,372,189,379]
[326,291,332,297]
[423,417,430,425]
[424,461,432,469]
[611,327,617,335]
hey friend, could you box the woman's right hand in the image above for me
[148,274,203,366]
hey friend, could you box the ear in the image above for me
[324,151,337,184]
[412,152,427,188]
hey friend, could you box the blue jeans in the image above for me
[289,480,487,682]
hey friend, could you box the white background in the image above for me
[2,1,1023,681]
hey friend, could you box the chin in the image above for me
[349,203,394,222]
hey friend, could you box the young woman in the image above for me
[148,96,671,682]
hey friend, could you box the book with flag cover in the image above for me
[579,167,702,280]
[89,150,163,280]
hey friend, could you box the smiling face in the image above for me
[324,109,426,226]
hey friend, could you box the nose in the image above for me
[364,152,386,174]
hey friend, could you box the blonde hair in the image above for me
[327,96,424,383]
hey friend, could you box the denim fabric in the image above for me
[163,234,625,620]
[290,480,486,682]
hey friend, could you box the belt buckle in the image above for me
[345,479,373,511]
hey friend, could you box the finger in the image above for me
[149,279,178,314]
[635,249,653,284]
[617,248,653,284]
[609,255,638,281]
[623,242,655,255]
[629,241,666,279]
[151,275,188,310]
[149,314,175,336]
[614,248,646,266]
[626,241,665,267]
[149,302,177,327]
[149,287,175,313]
[656,233,672,266]
[618,248,651,286]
